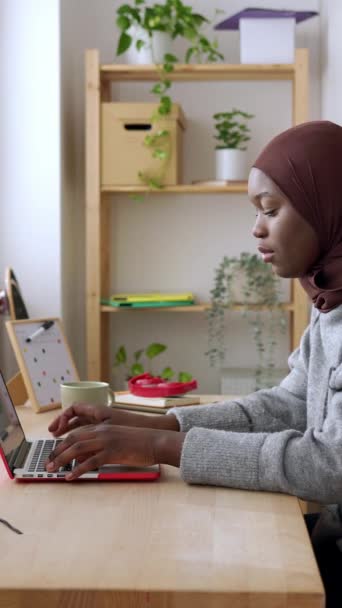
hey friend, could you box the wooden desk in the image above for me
[0,404,324,608]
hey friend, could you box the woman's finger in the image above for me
[47,426,97,461]
[65,454,103,481]
[46,437,103,471]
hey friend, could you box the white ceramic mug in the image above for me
[60,381,113,409]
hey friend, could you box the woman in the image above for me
[47,120,342,605]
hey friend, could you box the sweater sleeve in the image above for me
[168,322,310,435]
[175,311,342,504]
[179,401,342,505]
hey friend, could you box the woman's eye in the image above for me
[264,210,276,217]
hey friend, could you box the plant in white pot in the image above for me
[116,0,223,65]
[206,252,286,389]
[213,109,254,181]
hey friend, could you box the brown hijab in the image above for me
[253,120,342,312]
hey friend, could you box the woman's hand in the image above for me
[48,403,115,437]
[48,403,180,437]
[46,423,185,480]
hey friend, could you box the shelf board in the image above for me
[101,303,294,313]
[101,183,248,194]
[100,63,295,82]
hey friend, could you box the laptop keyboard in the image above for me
[27,439,73,474]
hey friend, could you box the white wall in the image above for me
[0,0,322,392]
[0,0,61,380]
[320,0,342,122]
[59,0,119,378]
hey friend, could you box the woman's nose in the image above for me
[252,215,267,239]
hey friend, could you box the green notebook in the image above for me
[101,299,194,308]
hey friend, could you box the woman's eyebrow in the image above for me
[255,191,273,200]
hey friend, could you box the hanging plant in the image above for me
[206,252,287,389]
[116,0,224,189]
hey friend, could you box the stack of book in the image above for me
[101,292,195,308]
[113,391,201,414]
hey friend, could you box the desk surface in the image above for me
[0,401,324,608]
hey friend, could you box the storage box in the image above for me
[239,18,295,64]
[101,103,186,186]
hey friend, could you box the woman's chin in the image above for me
[272,263,293,279]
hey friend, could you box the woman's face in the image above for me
[248,167,320,278]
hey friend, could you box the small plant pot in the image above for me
[227,271,269,304]
[126,27,173,64]
[215,148,248,181]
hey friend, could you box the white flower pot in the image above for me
[215,148,248,181]
[125,27,173,64]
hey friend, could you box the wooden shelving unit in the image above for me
[86,49,309,381]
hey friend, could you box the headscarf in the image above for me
[253,120,342,312]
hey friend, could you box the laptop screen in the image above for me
[0,372,25,468]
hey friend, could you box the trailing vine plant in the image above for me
[116,0,224,189]
[207,252,287,390]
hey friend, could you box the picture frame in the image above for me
[5,317,79,413]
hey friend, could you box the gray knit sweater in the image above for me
[169,305,342,538]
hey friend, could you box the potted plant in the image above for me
[206,252,286,389]
[116,0,223,65]
[116,0,224,189]
[213,109,254,181]
[113,341,193,384]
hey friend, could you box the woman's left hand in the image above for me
[45,423,185,480]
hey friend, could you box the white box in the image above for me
[239,17,295,64]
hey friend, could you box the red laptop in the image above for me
[0,371,160,482]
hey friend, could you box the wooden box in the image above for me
[101,102,186,186]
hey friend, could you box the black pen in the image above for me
[26,321,54,343]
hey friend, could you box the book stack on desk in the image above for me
[113,391,201,414]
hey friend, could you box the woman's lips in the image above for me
[258,246,275,263]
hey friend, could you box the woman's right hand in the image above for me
[48,402,179,437]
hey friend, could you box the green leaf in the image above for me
[160,367,174,380]
[116,15,130,31]
[178,371,193,382]
[163,62,174,73]
[146,342,167,359]
[155,129,169,138]
[192,13,208,26]
[152,150,169,160]
[158,95,172,115]
[130,363,144,376]
[117,32,132,56]
[152,149,168,160]
[147,177,163,189]
[136,39,146,51]
[185,47,195,63]
[151,82,164,95]
[163,53,178,63]
[117,4,133,15]
[183,27,196,41]
[114,345,126,366]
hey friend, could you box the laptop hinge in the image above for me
[10,440,32,470]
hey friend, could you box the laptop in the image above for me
[0,371,160,482]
